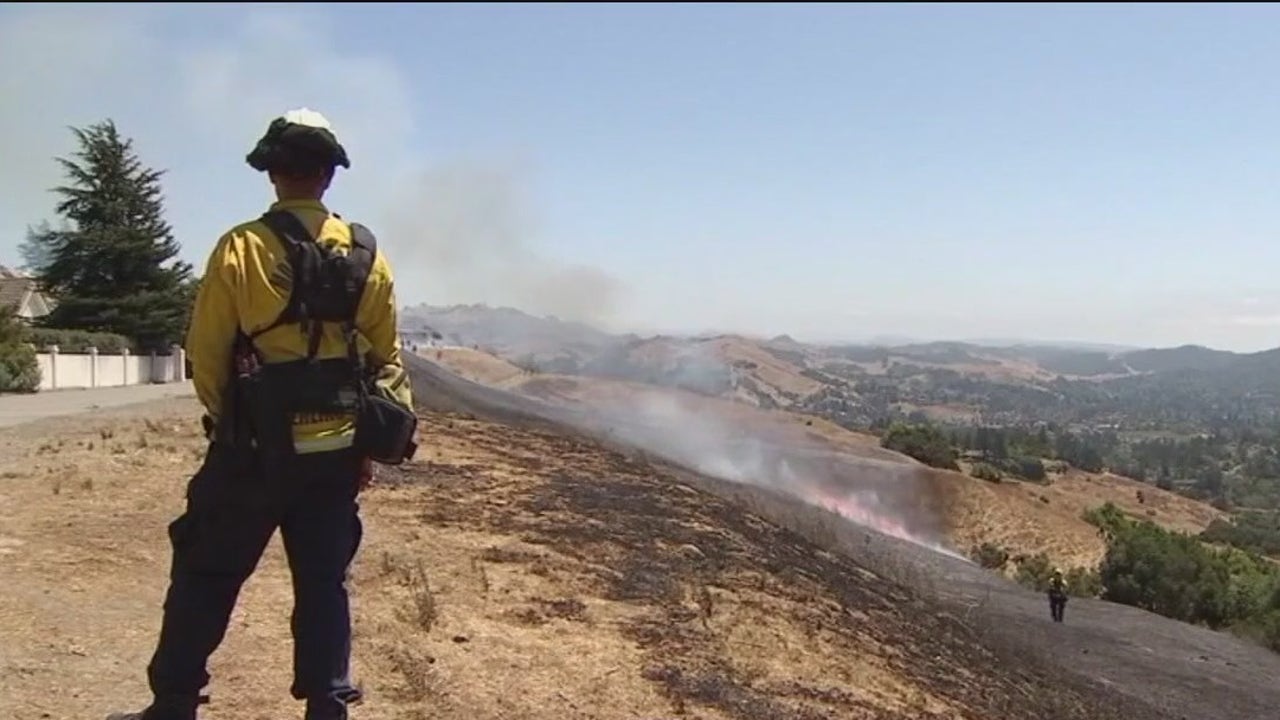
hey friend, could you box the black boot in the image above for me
[105,710,192,720]
[105,694,207,720]
[304,697,349,720]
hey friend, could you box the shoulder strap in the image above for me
[341,222,379,376]
[346,222,378,323]
[349,221,378,254]
[250,211,380,367]
[254,210,318,341]
[261,208,314,247]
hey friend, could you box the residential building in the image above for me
[0,265,54,322]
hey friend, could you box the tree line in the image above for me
[876,420,1108,483]
[1089,502,1280,651]
[1,120,194,392]
[875,416,1280,511]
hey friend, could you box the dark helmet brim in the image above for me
[246,116,351,173]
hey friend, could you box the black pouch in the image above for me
[245,370,297,455]
[353,386,418,465]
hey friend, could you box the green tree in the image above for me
[1099,519,1232,627]
[1015,456,1048,482]
[880,422,959,470]
[22,120,194,351]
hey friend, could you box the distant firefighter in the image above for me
[1048,568,1068,623]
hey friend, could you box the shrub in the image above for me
[972,542,1010,570]
[971,462,1003,483]
[23,327,133,354]
[1044,460,1070,475]
[1082,502,1130,539]
[0,307,41,393]
[1013,456,1047,482]
[1065,567,1102,598]
[1015,552,1055,591]
[0,344,41,393]
[1235,608,1280,653]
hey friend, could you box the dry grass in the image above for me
[505,369,1224,573]
[945,466,1226,569]
[556,334,824,408]
[703,335,824,400]
[418,347,526,388]
[0,396,1164,720]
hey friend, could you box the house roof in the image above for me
[0,266,38,313]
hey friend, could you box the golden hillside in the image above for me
[414,346,526,388]
[605,335,823,408]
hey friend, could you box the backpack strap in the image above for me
[250,210,379,366]
[346,222,378,319]
[343,222,379,385]
[253,210,325,359]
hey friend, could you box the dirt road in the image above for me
[0,382,194,428]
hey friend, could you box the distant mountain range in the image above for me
[402,302,1280,436]
[400,303,1270,375]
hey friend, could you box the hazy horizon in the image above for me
[404,301,1232,354]
[4,4,1280,351]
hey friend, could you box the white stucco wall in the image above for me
[33,346,187,391]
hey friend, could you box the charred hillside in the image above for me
[402,354,1280,720]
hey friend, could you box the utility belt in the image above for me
[215,344,417,468]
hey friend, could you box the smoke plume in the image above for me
[380,161,629,329]
[570,378,962,557]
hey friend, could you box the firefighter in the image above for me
[1048,568,1069,623]
[108,108,415,720]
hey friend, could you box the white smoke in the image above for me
[577,381,963,556]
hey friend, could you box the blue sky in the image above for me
[3,3,1280,350]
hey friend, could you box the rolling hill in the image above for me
[426,348,1227,573]
[402,303,1280,390]
[403,302,1280,510]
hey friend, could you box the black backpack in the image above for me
[252,209,377,361]
[230,210,416,465]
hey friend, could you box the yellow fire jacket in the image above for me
[185,198,413,454]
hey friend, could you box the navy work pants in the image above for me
[143,443,364,719]
[1049,591,1067,623]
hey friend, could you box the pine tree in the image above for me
[22,120,194,351]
